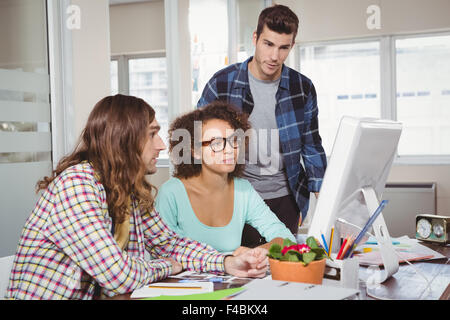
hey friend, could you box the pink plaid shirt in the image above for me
[6,162,226,300]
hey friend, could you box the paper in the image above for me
[231,279,360,300]
[354,235,446,266]
[141,287,246,300]
[131,282,213,299]
[169,270,236,283]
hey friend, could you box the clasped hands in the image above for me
[164,247,269,279]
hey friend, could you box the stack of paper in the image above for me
[131,282,213,299]
[354,236,446,266]
[231,279,360,300]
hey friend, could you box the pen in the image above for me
[320,232,329,255]
[328,227,334,256]
[344,200,389,259]
[336,236,348,260]
[342,236,355,259]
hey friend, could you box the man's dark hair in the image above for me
[256,4,299,42]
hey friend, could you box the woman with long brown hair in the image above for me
[6,95,268,300]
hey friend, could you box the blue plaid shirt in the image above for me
[197,57,327,221]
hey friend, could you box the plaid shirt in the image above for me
[6,162,225,300]
[198,57,327,220]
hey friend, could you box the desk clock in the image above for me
[415,214,450,244]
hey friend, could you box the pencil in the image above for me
[341,236,354,260]
[320,232,329,255]
[328,227,335,256]
[336,237,348,260]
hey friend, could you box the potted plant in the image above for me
[267,237,330,284]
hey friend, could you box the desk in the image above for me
[110,242,449,300]
[108,277,253,300]
[359,242,450,300]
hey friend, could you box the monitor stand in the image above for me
[361,187,399,282]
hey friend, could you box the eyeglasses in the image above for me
[201,135,243,152]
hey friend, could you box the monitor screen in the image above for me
[308,116,402,278]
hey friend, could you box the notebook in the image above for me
[131,282,213,299]
[231,279,360,300]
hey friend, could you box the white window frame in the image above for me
[111,51,169,167]
[47,0,76,169]
[297,31,450,165]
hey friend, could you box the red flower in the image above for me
[297,244,311,254]
[281,245,298,255]
[281,244,311,255]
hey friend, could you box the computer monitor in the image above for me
[308,116,402,282]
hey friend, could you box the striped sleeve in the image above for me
[142,208,227,274]
[46,173,173,295]
[300,81,327,192]
[197,77,219,107]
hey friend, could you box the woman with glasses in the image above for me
[155,101,295,255]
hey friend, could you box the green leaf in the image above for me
[268,243,282,260]
[286,250,301,261]
[286,251,300,262]
[302,252,317,266]
[311,247,332,261]
[280,254,290,261]
[311,247,325,255]
[306,236,319,249]
[282,238,297,248]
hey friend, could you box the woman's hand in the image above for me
[224,247,268,278]
[232,246,251,256]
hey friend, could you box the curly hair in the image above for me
[168,101,251,180]
[36,94,158,225]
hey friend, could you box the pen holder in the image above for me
[324,254,359,289]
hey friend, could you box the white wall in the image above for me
[110,0,165,55]
[0,0,47,71]
[388,166,450,215]
[71,0,112,140]
[280,0,450,43]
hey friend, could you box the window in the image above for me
[190,0,229,106]
[395,34,450,156]
[300,41,381,154]
[0,0,52,256]
[298,33,450,163]
[111,55,169,162]
[236,0,265,62]
[189,0,269,106]
[129,57,169,159]
[110,60,119,95]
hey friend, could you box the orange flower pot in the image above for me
[269,258,326,285]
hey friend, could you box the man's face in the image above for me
[141,118,166,174]
[250,25,295,81]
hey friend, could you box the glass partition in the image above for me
[0,0,52,256]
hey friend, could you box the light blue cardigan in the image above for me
[155,177,296,253]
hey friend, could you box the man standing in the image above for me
[197,5,327,248]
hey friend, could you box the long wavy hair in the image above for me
[37,94,157,224]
